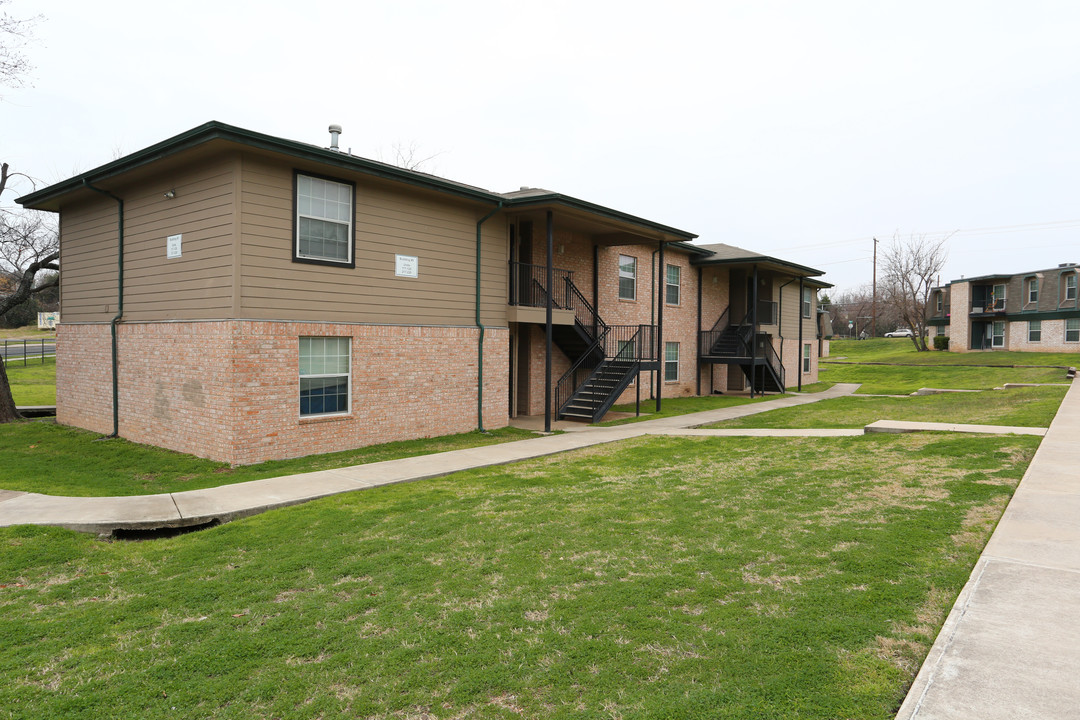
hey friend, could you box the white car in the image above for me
[884,328,915,338]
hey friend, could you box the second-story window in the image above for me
[666,264,681,305]
[1027,277,1039,304]
[618,255,637,300]
[294,173,355,267]
[935,292,943,313]
[1066,274,1078,302]
[802,287,813,318]
[992,283,1007,309]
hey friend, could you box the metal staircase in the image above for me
[699,307,785,394]
[509,262,656,423]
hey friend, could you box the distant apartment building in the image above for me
[929,263,1080,351]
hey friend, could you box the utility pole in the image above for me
[871,237,878,338]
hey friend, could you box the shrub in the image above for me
[933,335,949,351]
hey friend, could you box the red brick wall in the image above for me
[55,321,508,465]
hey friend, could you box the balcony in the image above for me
[970,298,1006,316]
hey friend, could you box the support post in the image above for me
[544,210,554,432]
[656,240,665,413]
[750,264,758,398]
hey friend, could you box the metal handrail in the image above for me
[508,262,573,308]
[563,275,606,338]
[553,324,656,416]
[761,337,785,389]
[554,325,611,412]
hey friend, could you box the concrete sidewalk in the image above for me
[895,378,1080,719]
[0,383,859,534]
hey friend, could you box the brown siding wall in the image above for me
[59,156,239,323]
[237,154,507,326]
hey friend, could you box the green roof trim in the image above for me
[690,251,825,278]
[497,192,697,241]
[17,121,698,242]
[17,121,499,207]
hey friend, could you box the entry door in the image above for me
[992,321,1005,348]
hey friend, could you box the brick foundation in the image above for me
[57,321,508,465]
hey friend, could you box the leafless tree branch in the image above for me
[880,232,951,351]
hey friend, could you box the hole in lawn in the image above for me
[110,519,221,541]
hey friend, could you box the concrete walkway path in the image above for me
[895,377,1080,720]
[0,383,859,534]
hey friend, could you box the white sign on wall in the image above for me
[395,254,418,278]
[166,234,183,259]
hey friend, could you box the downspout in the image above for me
[778,276,797,393]
[475,201,504,432]
[83,180,124,438]
[696,265,703,397]
[650,247,659,397]
[798,277,805,391]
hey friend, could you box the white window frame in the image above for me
[618,255,637,300]
[802,287,813,318]
[1065,274,1078,302]
[802,343,812,373]
[935,292,943,314]
[1066,318,1080,343]
[1028,320,1041,343]
[665,264,681,305]
[299,337,351,418]
[992,321,1005,348]
[1027,277,1039,304]
[664,341,679,382]
[992,283,1007,310]
[294,173,355,266]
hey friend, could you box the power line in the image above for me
[770,217,1080,254]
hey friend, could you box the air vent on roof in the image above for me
[1059,263,1077,268]
[328,124,342,152]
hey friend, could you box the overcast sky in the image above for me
[5,0,1079,294]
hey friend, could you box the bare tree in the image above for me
[0,0,40,92]
[0,163,58,422]
[880,232,950,351]
[829,284,899,338]
[379,140,445,173]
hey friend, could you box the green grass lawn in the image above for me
[708,385,1067,430]
[0,423,537,497]
[0,325,55,340]
[0,432,1037,719]
[830,338,1077,366]
[823,339,1072,394]
[5,356,56,406]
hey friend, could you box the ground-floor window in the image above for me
[1028,320,1041,342]
[1067,318,1080,343]
[299,337,351,417]
[992,321,1005,348]
[664,342,679,382]
[802,343,812,373]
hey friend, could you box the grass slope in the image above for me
[709,385,1066,429]
[0,424,536,497]
[823,339,1073,394]
[0,433,1037,719]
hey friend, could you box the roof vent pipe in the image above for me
[328,124,342,152]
